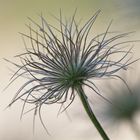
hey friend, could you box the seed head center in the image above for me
[66,69,85,87]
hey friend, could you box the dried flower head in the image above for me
[6,10,138,136]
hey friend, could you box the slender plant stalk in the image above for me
[77,86,110,140]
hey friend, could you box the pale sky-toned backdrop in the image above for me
[0,0,140,140]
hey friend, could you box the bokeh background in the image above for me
[0,0,140,140]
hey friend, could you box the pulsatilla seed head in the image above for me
[63,66,86,87]
[6,10,138,131]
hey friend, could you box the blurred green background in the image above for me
[0,0,140,140]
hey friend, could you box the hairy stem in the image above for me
[77,86,110,140]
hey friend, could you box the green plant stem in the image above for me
[77,86,110,140]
